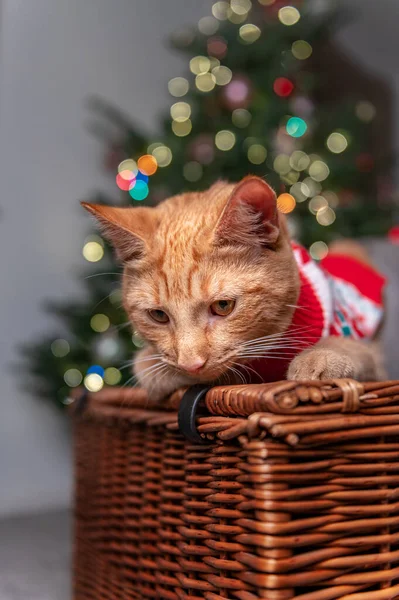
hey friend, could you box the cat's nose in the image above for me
[178,357,206,374]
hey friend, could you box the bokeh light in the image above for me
[273,153,291,175]
[215,130,236,151]
[286,117,307,138]
[51,339,70,358]
[355,101,376,123]
[212,66,232,85]
[310,241,328,261]
[198,16,219,35]
[138,154,158,176]
[172,119,192,137]
[207,37,227,59]
[118,159,137,175]
[183,161,203,182]
[104,367,122,386]
[292,40,312,60]
[190,55,211,75]
[84,373,104,392]
[277,193,296,213]
[239,24,261,43]
[152,145,172,167]
[87,365,105,377]
[132,330,145,348]
[309,160,330,182]
[273,77,294,97]
[64,368,82,388]
[309,195,328,215]
[129,179,149,201]
[278,6,300,25]
[195,72,216,92]
[303,176,321,196]
[290,150,310,171]
[231,0,252,15]
[247,144,267,164]
[326,132,348,154]
[83,241,104,262]
[290,181,309,203]
[168,77,189,97]
[212,1,231,20]
[170,102,191,122]
[90,313,110,333]
[232,108,251,127]
[116,173,133,191]
[317,206,336,226]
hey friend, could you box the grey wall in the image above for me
[0,0,207,517]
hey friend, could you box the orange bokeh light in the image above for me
[138,154,157,176]
[277,193,296,214]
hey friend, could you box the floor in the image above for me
[0,509,71,600]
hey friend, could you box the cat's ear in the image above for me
[81,202,153,262]
[214,176,279,247]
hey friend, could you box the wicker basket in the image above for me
[71,379,399,600]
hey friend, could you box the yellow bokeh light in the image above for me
[247,144,267,164]
[132,331,145,348]
[170,102,191,122]
[303,177,321,197]
[309,241,329,261]
[273,154,291,175]
[277,193,296,214]
[212,1,231,20]
[183,161,203,182]
[195,72,216,92]
[118,159,137,175]
[290,182,309,203]
[198,16,219,35]
[278,6,300,25]
[326,132,348,154]
[152,145,172,167]
[64,368,82,388]
[239,23,261,43]
[323,190,339,208]
[289,150,310,171]
[83,241,104,262]
[212,66,232,86]
[172,119,192,137]
[232,108,251,128]
[167,76,189,97]
[292,40,312,60]
[281,170,300,185]
[309,195,328,215]
[84,373,104,392]
[90,313,110,333]
[316,206,336,226]
[355,101,376,123]
[104,367,122,386]
[231,0,252,15]
[51,339,70,358]
[138,154,158,176]
[215,130,236,151]
[309,160,330,182]
[258,0,275,4]
[190,55,211,75]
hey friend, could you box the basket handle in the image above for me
[178,384,212,443]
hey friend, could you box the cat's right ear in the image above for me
[81,203,152,262]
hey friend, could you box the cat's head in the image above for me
[82,176,299,381]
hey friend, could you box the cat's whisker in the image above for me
[119,354,163,371]
[231,361,262,382]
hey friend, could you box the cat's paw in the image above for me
[287,348,355,381]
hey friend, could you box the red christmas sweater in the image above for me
[249,242,386,382]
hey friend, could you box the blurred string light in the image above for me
[309,160,330,182]
[277,193,296,214]
[310,241,328,261]
[151,145,172,167]
[258,0,276,4]
[290,181,309,202]
[196,72,216,92]
[212,66,232,86]
[183,161,203,182]
[286,117,307,138]
[132,331,145,348]
[303,176,321,196]
[64,368,82,387]
[231,0,252,15]
[309,195,328,215]
[190,55,211,75]
[215,130,236,150]
[292,40,312,60]
[87,365,105,377]
[323,190,339,208]
[130,179,149,201]
[170,102,191,122]
[138,154,157,176]
[212,1,231,20]
[207,37,227,59]
[290,151,310,171]
[198,16,219,35]
[83,235,104,262]
[355,101,376,123]
[274,77,294,97]
[247,144,267,164]
[84,372,104,392]
[168,77,189,97]
[104,367,122,386]
[172,119,192,137]
[51,339,70,357]
[281,171,299,185]
[90,313,110,333]
[239,24,261,43]
[278,6,300,26]
[232,108,251,127]
[317,206,336,226]
[326,132,348,154]
[116,155,156,201]
[273,154,291,175]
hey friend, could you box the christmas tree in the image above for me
[22,0,394,407]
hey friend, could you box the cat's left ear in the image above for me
[215,176,279,247]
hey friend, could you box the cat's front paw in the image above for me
[287,348,355,381]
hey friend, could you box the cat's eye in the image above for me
[148,309,169,323]
[210,299,236,317]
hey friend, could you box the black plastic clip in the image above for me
[178,384,212,444]
[74,389,89,416]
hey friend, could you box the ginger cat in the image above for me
[83,176,386,401]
